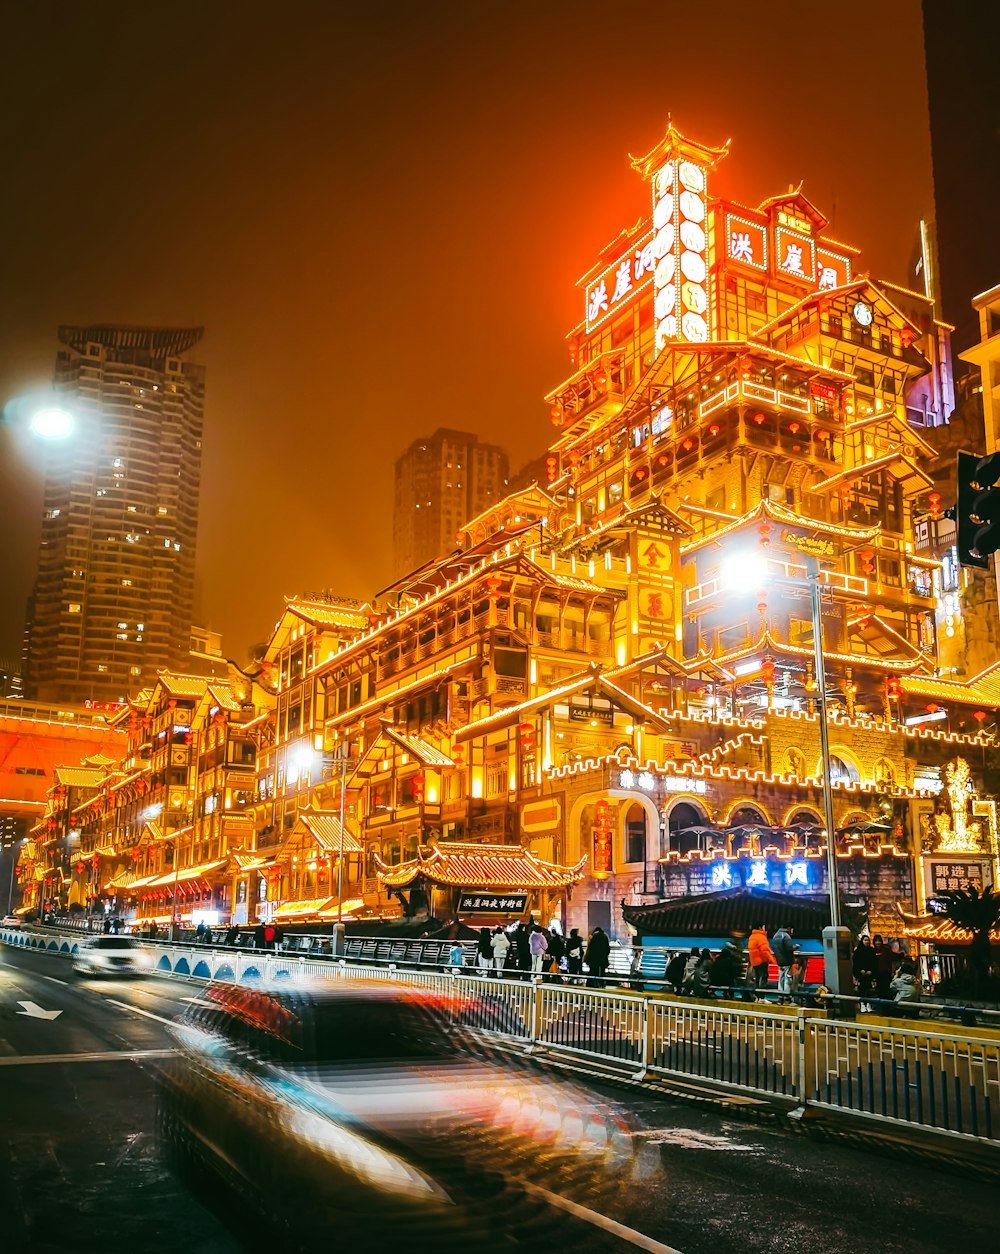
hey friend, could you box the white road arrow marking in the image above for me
[16,1001,63,1021]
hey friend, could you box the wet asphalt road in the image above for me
[0,940,997,1253]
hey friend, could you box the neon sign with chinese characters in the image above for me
[725,213,768,272]
[585,230,656,333]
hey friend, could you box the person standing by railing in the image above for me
[772,924,797,999]
[584,926,610,986]
[565,928,583,979]
[748,922,776,991]
[491,926,510,975]
[528,924,549,975]
[477,927,494,973]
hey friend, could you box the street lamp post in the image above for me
[332,740,349,956]
[6,838,23,914]
[806,555,852,995]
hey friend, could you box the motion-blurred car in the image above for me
[1,914,22,927]
[73,936,151,976]
[159,982,632,1251]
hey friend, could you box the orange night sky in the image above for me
[0,1,934,663]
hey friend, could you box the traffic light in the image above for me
[956,450,1000,569]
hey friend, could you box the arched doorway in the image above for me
[726,803,770,855]
[784,807,824,853]
[819,753,860,786]
[668,801,711,855]
[624,803,647,865]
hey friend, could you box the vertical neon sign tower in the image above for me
[629,124,730,352]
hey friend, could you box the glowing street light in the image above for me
[28,404,75,441]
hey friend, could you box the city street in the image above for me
[1,942,998,1252]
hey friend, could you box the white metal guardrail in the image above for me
[5,926,1000,1148]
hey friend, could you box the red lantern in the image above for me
[546,454,559,481]
[974,710,987,724]
[926,703,939,715]
[452,744,464,767]
[593,799,612,880]
[788,421,801,435]
[927,492,942,521]
[859,547,875,575]
[76,862,85,875]
[90,855,100,869]
[886,676,902,701]
[758,521,772,548]
[761,657,776,686]
[682,437,694,451]
[708,424,720,437]
[815,429,830,442]
[549,404,562,421]
[752,412,766,426]
[519,723,535,754]
[486,575,502,602]
[656,453,670,468]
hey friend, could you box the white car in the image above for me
[1,915,22,927]
[73,936,151,976]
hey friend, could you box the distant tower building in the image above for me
[392,428,509,575]
[24,325,206,704]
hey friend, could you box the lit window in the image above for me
[122,579,132,587]
[97,664,107,673]
[137,623,144,631]
[117,622,127,629]
[116,632,128,641]
[130,666,141,676]
[164,539,171,548]
[157,506,167,516]
[68,603,81,614]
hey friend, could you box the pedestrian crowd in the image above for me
[455,921,613,985]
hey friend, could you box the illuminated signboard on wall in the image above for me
[585,230,656,333]
[775,226,815,283]
[725,213,768,272]
[649,156,711,352]
[815,247,852,290]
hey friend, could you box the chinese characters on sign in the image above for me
[725,214,768,271]
[638,539,671,571]
[457,892,528,913]
[929,861,988,895]
[585,230,656,332]
[775,226,815,283]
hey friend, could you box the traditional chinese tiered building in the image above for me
[18,121,1000,958]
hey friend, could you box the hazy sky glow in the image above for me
[0,0,932,664]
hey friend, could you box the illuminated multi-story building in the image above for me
[28,124,1000,963]
[392,428,509,580]
[24,325,205,704]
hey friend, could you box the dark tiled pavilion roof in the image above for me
[623,888,835,941]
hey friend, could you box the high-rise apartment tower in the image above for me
[392,428,508,577]
[24,325,206,704]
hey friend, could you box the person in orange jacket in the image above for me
[748,920,776,989]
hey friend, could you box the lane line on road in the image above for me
[0,1048,175,1067]
[42,975,68,986]
[100,996,177,1028]
[522,1183,684,1253]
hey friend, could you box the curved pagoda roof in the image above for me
[376,841,586,891]
[623,887,836,942]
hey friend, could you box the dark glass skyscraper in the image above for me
[24,325,205,703]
